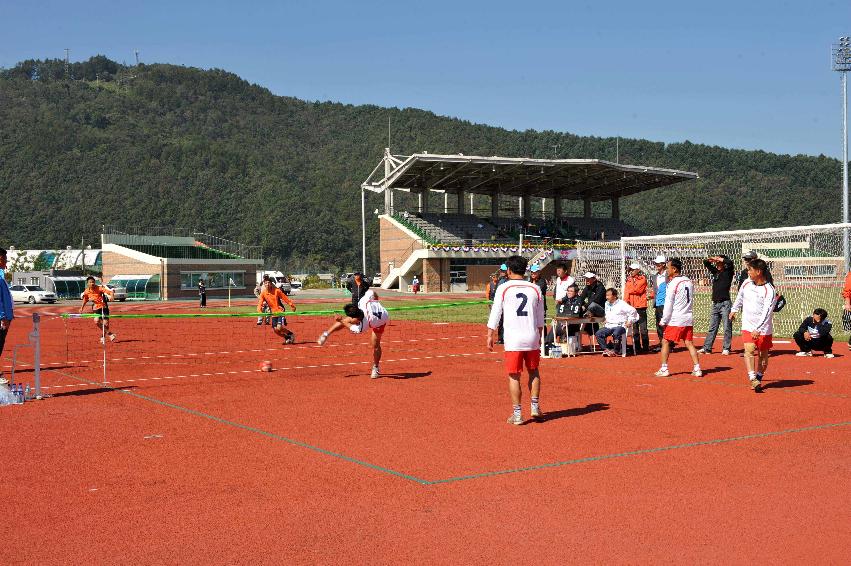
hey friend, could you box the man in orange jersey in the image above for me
[624,262,649,353]
[258,275,297,344]
[80,276,116,344]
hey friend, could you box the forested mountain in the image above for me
[0,56,844,272]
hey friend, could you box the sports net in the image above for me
[575,223,851,338]
[27,299,491,392]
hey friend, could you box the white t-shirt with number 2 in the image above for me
[488,280,545,351]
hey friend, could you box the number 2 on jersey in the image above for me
[515,293,528,316]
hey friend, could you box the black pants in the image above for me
[654,305,665,341]
[0,325,7,358]
[794,331,833,353]
[200,293,207,307]
[634,307,650,352]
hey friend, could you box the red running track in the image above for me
[0,313,849,564]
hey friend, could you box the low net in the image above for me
[575,223,851,338]
[29,298,493,391]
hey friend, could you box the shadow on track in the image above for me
[762,379,814,390]
[540,402,610,422]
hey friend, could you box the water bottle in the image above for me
[14,384,23,404]
[24,384,31,401]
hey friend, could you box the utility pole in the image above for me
[64,48,70,80]
[134,49,140,66]
[833,36,851,271]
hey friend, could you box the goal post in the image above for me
[575,223,851,338]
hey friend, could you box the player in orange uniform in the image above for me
[80,276,116,344]
[257,276,297,344]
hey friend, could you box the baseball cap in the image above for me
[529,264,541,273]
[499,263,508,271]
[653,255,667,264]
[742,251,758,260]
[629,262,642,270]
[583,271,597,279]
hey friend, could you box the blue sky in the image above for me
[1,0,849,157]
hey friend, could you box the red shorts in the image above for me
[504,350,541,374]
[663,325,694,343]
[742,331,772,351]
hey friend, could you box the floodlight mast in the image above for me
[832,36,851,271]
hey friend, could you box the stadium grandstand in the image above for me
[362,149,698,292]
[4,247,102,299]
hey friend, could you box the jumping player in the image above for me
[80,276,116,344]
[487,255,545,425]
[317,289,388,379]
[730,259,776,392]
[257,276,297,344]
[655,258,702,377]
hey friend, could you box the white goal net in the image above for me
[574,223,851,337]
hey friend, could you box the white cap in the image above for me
[653,255,667,264]
[629,262,642,270]
[583,271,597,279]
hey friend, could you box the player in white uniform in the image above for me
[730,259,776,392]
[655,258,702,378]
[317,289,389,378]
[487,255,546,425]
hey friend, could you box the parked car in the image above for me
[373,273,382,287]
[9,285,58,304]
[106,284,128,301]
[289,280,302,292]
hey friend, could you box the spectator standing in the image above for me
[624,262,650,353]
[485,273,499,301]
[794,309,835,358]
[647,255,668,350]
[552,261,576,310]
[843,270,851,350]
[0,247,13,385]
[411,275,420,294]
[529,264,548,315]
[595,288,639,356]
[700,255,734,355]
[198,279,207,308]
[737,251,774,289]
[346,272,372,305]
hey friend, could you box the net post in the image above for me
[32,312,42,399]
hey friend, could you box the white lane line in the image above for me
[37,351,499,390]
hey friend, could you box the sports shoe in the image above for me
[602,349,617,357]
[507,412,523,425]
[654,368,670,377]
[256,319,262,326]
[531,405,543,420]
[317,332,328,346]
[109,333,116,342]
[691,368,703,377]
[99,336,105,345]
[722,349,731,356]
[795,351,812,357]
[750,378,762,392]
[825,353,835,358]
[285,334,295,345]
[698,349,711,355]
[371,366,380,379]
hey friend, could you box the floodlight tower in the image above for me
[833,37,851,270]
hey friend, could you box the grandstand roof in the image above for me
[362,153,698,201]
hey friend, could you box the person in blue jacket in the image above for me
[0,247,14,385]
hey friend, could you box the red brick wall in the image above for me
[423,258,451,293]
[379,217,422,279]
[467,264,502,292]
